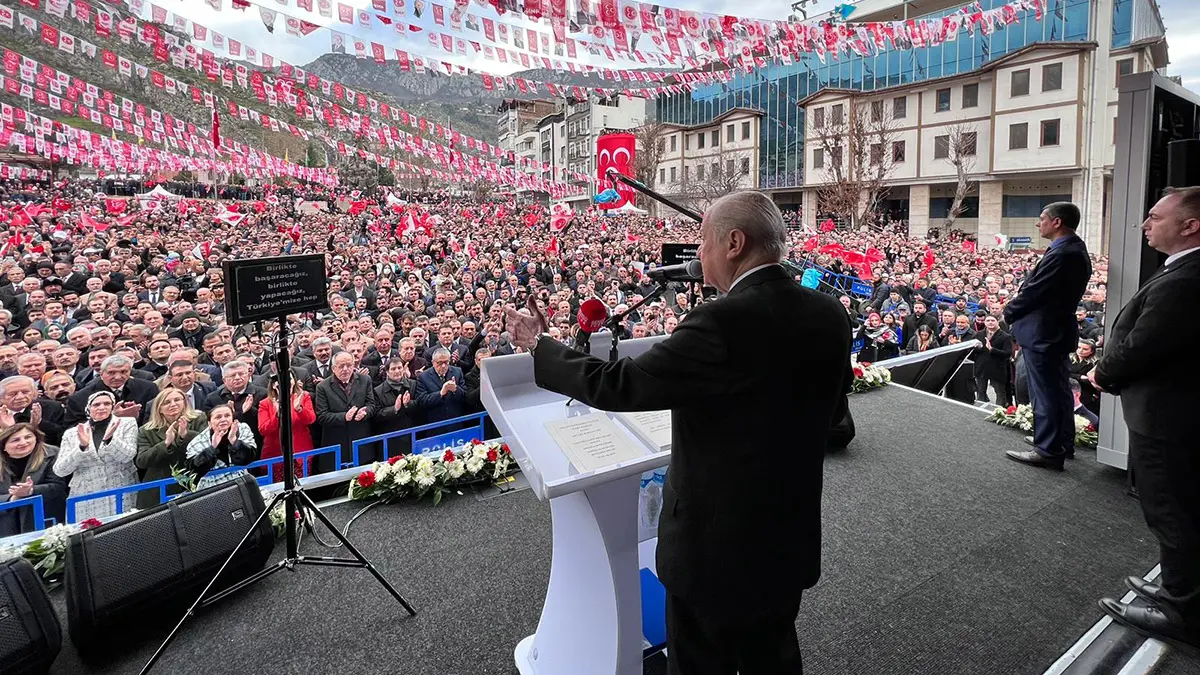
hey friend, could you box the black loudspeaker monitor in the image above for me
[64,474,275,663]
[1167,138,1200,188]
[0,558,62,675]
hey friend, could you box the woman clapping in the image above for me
[186,404,258,490]
[55,391,139,520]
[135,388,208,509]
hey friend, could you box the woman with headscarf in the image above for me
[857,312,900,362]
[0,423,67,536]
[54,391,139,519]
[135,387,208,509]
[186,404,258,490]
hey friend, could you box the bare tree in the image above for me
[811,98,900,230]
[632,121,668,193]
[466,178,497,201]
[675,150,752,211]
[942,122,979,229]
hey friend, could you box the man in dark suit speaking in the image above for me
[1088,187,1200,651]
[1003,202,1092,470]
[504,191,852,674]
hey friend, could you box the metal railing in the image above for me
[0,495,47,530]
[64,412,492,523]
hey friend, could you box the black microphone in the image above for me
[647,259,703,283]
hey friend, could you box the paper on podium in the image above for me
[545,413,645,474]
[614,411,672,452]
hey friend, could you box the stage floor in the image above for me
[52,385,1186,675]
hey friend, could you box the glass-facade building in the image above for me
[655,0,1103,190]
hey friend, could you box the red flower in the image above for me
[1005,406,1017,415]
[470,438,482,445]
[501,443,511,454]
[442,449,457,463]
[387,455,404,465]
[79,518,103,530]
[852,367,864,378]
[486,448,498,462]
[357,470,376,488]
[859,361,873,368]
[1086,424,1096,432]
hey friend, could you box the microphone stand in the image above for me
[605,168,703,223]
[606,282,669,362]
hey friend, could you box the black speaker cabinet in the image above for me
[1167,138,1200,188]
[64,474,275,662]
[0,558,61,675]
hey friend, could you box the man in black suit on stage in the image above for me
[1003,202,1092,470]
[1089,187,1200,651]
[504,191,852,674]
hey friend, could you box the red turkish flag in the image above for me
[105,198,127,214]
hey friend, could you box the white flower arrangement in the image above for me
[850,360,892,393]
[987,404,1098,448]
[349,439,515,505]
[0,516,115,585]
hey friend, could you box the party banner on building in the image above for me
[596,132,636,209]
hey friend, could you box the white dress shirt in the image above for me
[1164,245,1200,268]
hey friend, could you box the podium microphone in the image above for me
[573,298,609,353]
[647,259,703,283]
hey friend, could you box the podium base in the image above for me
[515,635,536,674]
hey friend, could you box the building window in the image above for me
[741,157,750,174]
[934,135,950,159]
[1042,62,1063,92]
[657,138,665,153]
[831,145,843,167]
[893,96,907,119]
[831,104,844,125]
[726,124,734,143]
[683,165,689,180]
[697,164,704,179]
[892,140,906,162]
[962,83,979,108]
[1010,122,1029,149]
[812,148,824,169]
[936,88,951,112]
[685,134,691,151]
[727,158,735,175]
[813,108,825,129]
[871,100,883,122]
[1041,119,1061,146]
[670,166,676,182]
[670,135,677,152]
[1116,58,1134,86]
[697,133,705,150]
[659,168,666,184]
[870,143,884,165]
[741,121,751,139]
[962,132,978,156]
[711,163,718,177]
[711,130,719,146]
[1011,69,1031,97]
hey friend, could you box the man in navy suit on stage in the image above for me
[1003,202,1092,470]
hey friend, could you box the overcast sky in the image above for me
[170,0,1200,89]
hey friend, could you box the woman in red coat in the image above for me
[257,376,317,483]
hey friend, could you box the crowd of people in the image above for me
[0,176,1109,537]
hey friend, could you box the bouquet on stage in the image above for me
[851,361,892,393]
[349,440,515,505]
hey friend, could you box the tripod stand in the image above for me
[140,315,416,675]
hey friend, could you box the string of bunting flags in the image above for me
[2,1,589,190]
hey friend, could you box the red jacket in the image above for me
[257,394,316,481]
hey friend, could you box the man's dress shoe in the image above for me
[1125,576,1164,604]
[1005,449,1065,470]
[1023,436,1074,459]
[1098,598,1200,654]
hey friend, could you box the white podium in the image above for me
[480,334,670,675]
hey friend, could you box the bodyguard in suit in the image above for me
[1003,202,1092,470]
[314,351,377,471]
[504,191,852,674]
[1089,187,1200,651]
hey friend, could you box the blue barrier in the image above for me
[65,445,340,523]
[0,495,47,530]
[350,412,490,466]
[794,260,873,298]
[934,293,980,315]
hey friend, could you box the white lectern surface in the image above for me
[480,334,670,500]
[480,335,671,675]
